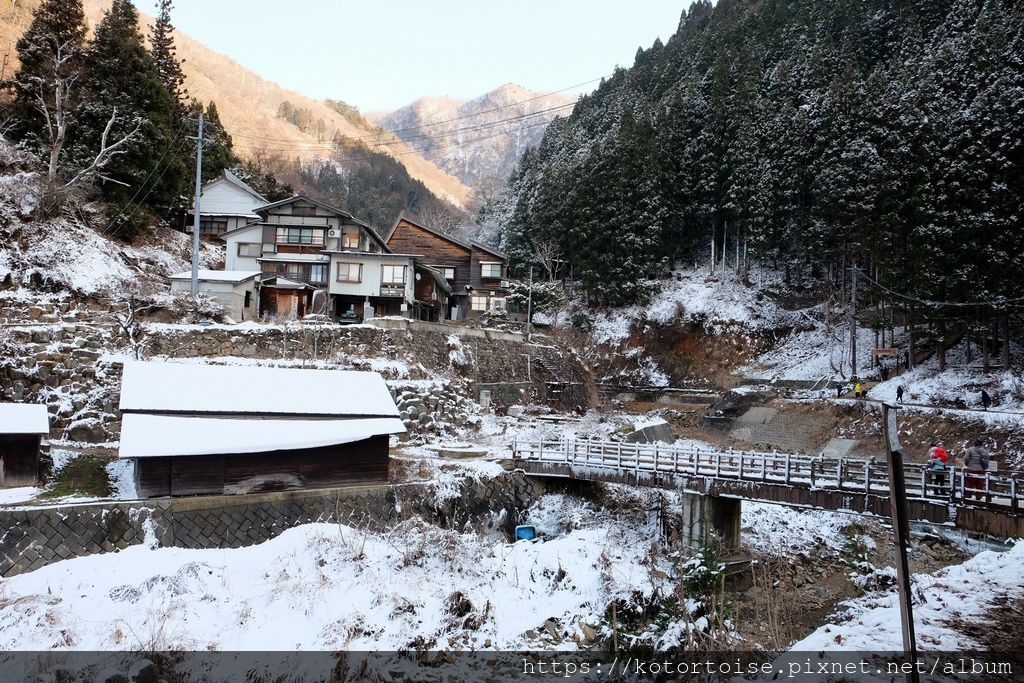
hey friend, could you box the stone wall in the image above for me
[0,470,546,577]
[0,318,587,443]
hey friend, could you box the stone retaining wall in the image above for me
[0,470,545,577]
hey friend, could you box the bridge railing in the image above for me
[511,439,1021,512]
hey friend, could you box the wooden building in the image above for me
[384,214,509,320]
[0,403,49,487]
[118,362,405,498]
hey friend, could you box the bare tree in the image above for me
[109,289,160,360]
[532,238,563,281]
[418,203,467,235]
[21,37,142,209]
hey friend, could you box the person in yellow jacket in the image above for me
[854,381,863,399]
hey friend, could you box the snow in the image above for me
[119,415,405,458]
[586,269,798,345]
[167,270,260,284]
[793,541,1024,651]
[742,502,875,556]
[0,500,669,651]
[118,361,400,417]
[0,403,49,434]
[105,459,137,499]
[0,486,42,505]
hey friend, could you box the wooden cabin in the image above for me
[0,403,49,486]
[118,362,405,498]
[384,214,509,320]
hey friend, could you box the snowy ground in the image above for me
[0,495,671,651]
[793,541,1023,651]
[583,268,800,346]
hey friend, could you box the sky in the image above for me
[132,1,690,112]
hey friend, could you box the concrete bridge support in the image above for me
[666,493,742,551]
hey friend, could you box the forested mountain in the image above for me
[494,0,1024,307]
[371,84,572,207]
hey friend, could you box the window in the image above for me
[275,227,325,245]
[490,297,507,312]
[481,262,502,279]
[292,205,317,217]
[199,218,227,235]
[237,243,261,258]
[337,262,362,283]
[434,266,456,281]
[310,265,327,285]
[262,243,276,253]
[381,265,407,285]
[341,229,361,250]
[471,295,489,312]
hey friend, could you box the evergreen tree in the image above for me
[191,100,238,182]
[9,0,89,172]
[149,0,187,114]
[77,0,186,236]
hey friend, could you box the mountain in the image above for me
[370,84,573,205]
[0,0,473,209]
[495,0,1024,307]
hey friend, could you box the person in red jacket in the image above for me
[927,441,950,496]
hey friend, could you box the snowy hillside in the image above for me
[371,83,572,201]
[0,140,219,300]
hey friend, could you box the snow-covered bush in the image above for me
[171,291,225,323]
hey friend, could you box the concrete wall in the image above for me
[0,471,546,577]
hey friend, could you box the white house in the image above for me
[186,170,267,238]
[168,270,260,321]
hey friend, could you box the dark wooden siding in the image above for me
[136,457,171,498]
[387,219,473,291]
[0,435,41,486]
[135,435,390,498]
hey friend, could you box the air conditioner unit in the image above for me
[327,229,339,238]
[500,280,510,288]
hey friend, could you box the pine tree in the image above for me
[77,0,186,236]
[150,0,187,114]
[191,100,238,182]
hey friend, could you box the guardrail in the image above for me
[512,439,1021,512]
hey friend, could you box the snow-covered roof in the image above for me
[168,270,261,284]
[119,414,405,458]
[119,362,400,417]
[0,403,50,435]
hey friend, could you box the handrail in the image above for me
[510,438,1020,511]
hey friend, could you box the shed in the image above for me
[0,403,50,486]
[168,270,260,322]
[118,362,405,498]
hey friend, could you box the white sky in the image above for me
[133,1,690,112]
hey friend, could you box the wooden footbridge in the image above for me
[512,439,1024,539]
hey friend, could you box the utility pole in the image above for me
[526,265,534,343]
[850,266,858,379]
[190,112,204,297]
[882,404,919,683]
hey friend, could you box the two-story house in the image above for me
[384,214,509,320]
[219,196,448,321]
[184,170,267,238]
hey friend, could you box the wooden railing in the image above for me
[512,439,1021,513]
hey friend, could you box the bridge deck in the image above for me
[512,439,1024,538]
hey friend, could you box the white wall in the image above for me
[169,279,257,321]
[198,178,264,217]
[327,254,414,302]
[223,224,264,271]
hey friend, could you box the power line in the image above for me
[228,76,598,147]
[102,133,193,236]
[101,119,190,234]
[854,267,1024,309]
[231,118,555,165]
[229,100,576,151]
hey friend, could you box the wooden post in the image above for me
[784,452,791,485]
[882,403,919,683]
